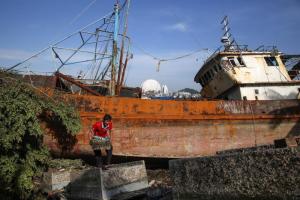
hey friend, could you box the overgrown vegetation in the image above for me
[0,75,81,199]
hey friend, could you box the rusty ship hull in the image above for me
[43,93,300,158]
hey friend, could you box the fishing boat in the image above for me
[2,1,300,158]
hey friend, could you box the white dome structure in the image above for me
[141,79,161,93]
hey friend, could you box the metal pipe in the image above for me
[52,46,110,56]
[63,56,111,65]
[85,39,113,45]
[56,34,94,71]
[94,38,110,82]
[55,72,101,96]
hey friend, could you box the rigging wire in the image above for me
[132,43,208,71]
[51,0,98,48]
[68,0,129,81]
[2,0,131,97]
[5,12,114,72]
[49,0,98,55]
[84,14,113,80]
[95,15,115,81]
[69,0,98,25]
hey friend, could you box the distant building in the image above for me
[172,91,192,99]
[161,85,169,95]
[141,79,171,98]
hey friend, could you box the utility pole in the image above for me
[110,3,119,96]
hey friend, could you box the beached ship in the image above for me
[44,16,300,158]
[3,2,300,158]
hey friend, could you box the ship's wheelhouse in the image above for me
[195,51,300,100]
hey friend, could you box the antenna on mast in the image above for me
[221,16,236,51]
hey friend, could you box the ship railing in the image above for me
[204,44,250,64]
[254,45,278,53]
[288,70,300,80]
[225,44,249,52]
[203,47,222,64]
[213,44,250,54]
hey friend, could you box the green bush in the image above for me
[0,77,81,199]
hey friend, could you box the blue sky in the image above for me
[1,0,300,91]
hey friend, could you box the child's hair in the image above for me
[103,114,112,121]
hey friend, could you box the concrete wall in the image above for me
[169,147,300,200]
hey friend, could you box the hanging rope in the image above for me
[132,43,208,71]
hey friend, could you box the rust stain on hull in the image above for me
[43,93,300,158]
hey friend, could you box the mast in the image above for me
[119,50,130,93]
[109,2,119,96]
[116,0,130,95]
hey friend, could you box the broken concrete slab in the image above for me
[42,169,71,192]
[66,160,148,200]
[66,168,104,200]
[102,161,148,197]
[169,147,300,200]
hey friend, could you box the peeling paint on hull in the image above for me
[43,93,300,158]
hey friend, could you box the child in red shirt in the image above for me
[92,119,112,138]
[91,114,113,169]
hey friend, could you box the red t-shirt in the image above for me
[92,121,112,138]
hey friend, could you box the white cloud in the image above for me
[165,22,188,32]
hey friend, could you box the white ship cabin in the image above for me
[194,47,300,100]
